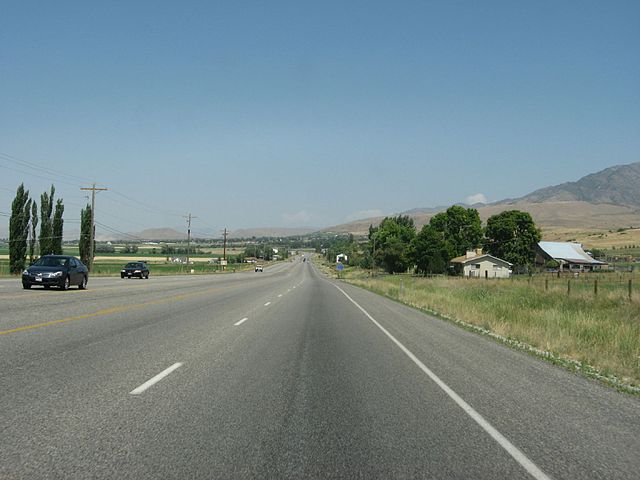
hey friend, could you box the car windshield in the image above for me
[33,257,67,267]
[125,263,142,268]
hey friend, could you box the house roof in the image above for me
[538,242,606,265]
[450,253,512,267]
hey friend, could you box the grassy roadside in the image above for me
[317,257,640,394]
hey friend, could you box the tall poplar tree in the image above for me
[9,184,31,274]
[39,185,55,255]
[29,201,38,264]
[79,204,92,266]
[52,198,64,254]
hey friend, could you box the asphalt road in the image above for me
[0,258,638,479]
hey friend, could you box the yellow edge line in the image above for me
[0,287,224,336]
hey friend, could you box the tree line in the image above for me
[323,205,541,275]
[8,183,94,273]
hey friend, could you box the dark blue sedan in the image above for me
[22,255,89,290]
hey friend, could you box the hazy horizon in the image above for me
[2,1,639,239]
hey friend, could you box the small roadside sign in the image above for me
[336,263,344,271]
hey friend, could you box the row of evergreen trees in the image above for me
[9,184,64,273]
[8,183,94,274]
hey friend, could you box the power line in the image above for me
[0,159,84,189]
[0,152,94,185]
[94,220,148,242]
[109,189,184,217]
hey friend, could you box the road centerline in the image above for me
[130,362,183,395]
[0,284,232,336]
[234,317,249,326]
[333,284,552,480]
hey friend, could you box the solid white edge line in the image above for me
[333,284,552,480]
[234,317,249,326]
[264,302,271,306]
[130,362,183,395]
[278,294,283,297]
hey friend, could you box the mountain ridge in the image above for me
[320,161,640,236]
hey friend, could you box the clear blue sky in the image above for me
[1,0,639,238]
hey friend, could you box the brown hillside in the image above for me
[323,201,640,241]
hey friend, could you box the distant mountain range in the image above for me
[500,161,640,206]
[94,226,318,242]
[3,162,639,241]
[229,227,318,239]
[322,161,640,237]
[95,228,187,242]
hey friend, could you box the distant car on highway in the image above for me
[22,255,88,290]
[121,261,150,279]
[255,264,263,272]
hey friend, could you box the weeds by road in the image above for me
[318,256,640,393]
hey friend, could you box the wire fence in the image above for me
[460,271,639,302]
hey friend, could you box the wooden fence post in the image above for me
[629,279,633,301]
[545,278,548,291]
[567,279,571,296]
[594,278,598,297]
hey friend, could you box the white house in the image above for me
[450,249,512,278]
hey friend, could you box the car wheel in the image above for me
[22,283,31,289]
[44,285,51,290]
[121,274,125,279]
[61,276,70,291]
[145,273,149,279]
[79,275,87,290]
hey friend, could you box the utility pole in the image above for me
[183,213,197,269]
[222,228,228,270]
[80,184,108,272]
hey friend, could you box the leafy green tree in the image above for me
[52,198,64,255]
[243,244,260,258]
[324,234,359,265]
[369,215,416,273]
[79,204,92,266]
[95,243,115,253]
[161,244,175,255]
[484,210,541,269]
[9,184,32,274]
[39,185,55,255]
[122,244,139,254]
[430,205,483,258]
[412,224,449,275]
[28,201,38,264]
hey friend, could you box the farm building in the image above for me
[536,242,607,272]
[450,249,512,278]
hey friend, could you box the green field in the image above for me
[318,258,640,393]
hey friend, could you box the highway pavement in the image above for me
[0,258,638,479]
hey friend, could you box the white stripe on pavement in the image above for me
[264,302,271,306]
[130,363,183,395]
[234,317,249,326]
[334,284,552,480]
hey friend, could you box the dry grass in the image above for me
[345,273,640,389]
